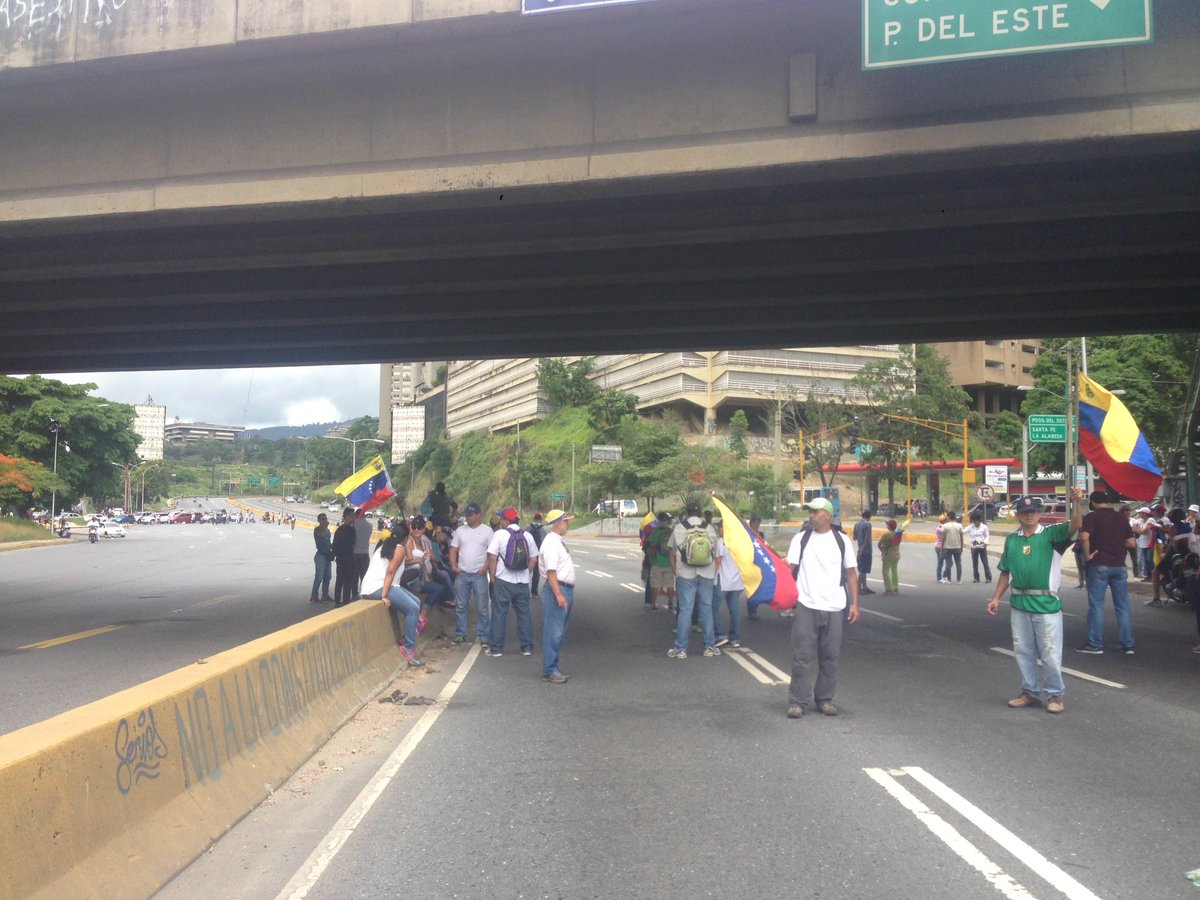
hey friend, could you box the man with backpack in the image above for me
[784,497,860,719]
[485,507,539,658]
[644,511,675,612]
[667,503,720,659]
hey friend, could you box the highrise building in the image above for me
[379,362,442,438]
[132,403,166,460]
[929,339,1043,418]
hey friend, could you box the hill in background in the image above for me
[240,421,351,441]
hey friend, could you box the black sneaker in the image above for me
[1120,646,1135,656]
[1075,643,1104,655]
[786,705,804,719]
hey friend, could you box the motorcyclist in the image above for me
[1149,508,1193,605]
[88,518,99,544]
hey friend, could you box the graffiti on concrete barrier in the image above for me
[114,707,168,795]
[172,618,372,790]
[0,0,131,44]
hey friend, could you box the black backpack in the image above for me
[791,528,848,587]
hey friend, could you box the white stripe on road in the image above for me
[904,766,1104,900]
[744,650,790,683]
[725,649,780,685]
[868,579,918,588]
[276,644,482,900]
[863,768,1039,900]
[858,607,904,622]
[989,648,1126,689]
[606,554,628,560]
[619,583,643,593]
[586,569,613,578]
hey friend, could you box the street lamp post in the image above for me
[109,461,134,512]
[322,435,385,476]
[49,423,61,522]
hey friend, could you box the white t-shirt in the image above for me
[451,523,493,573]
[714,537,744,592]
[786,529,857,612]
[539,530,576,587]
[487,525,538,584]
[1136,517,1155,549]
[360,545,389,596]
[964,522,989,548]
[669,517,718,579]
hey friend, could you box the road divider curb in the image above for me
[0,602,406,900]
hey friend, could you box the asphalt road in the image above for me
[0,499,329,734]
[152,535,1200,900]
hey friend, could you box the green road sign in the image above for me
[1028,414,1067,443]
[863,0,1152,69]
[267,476,282,486]
[549,492,568,502]
[247,476,261,486]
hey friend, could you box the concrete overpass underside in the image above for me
[1,0,1198,373]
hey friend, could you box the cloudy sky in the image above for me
[44,365,381,430]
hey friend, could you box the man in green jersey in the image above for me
[986,488,1085,714]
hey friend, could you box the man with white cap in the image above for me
[539,509,576,684]
[784,497,859,719]
[987,488,1085,714]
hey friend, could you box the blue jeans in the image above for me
[541,583,573,676]
[454,572,491,640]
[1010,609,1065,697]
[364,585,421,651]
[311,553,332,599]
[1086,565,1133,648]
[713,588,742,642]
[674,575,715,651]
[1139,546,1154,577]
[490,579,534,653]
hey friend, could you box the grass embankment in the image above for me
[0,519,56,544]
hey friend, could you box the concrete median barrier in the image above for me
[0,602,405,900]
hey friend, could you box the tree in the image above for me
[727,409,749,461]
[537,358,598,409]
[0,454,61,515]
[0,375,140,510]
[982,410,1023,458]
[587,388,638,438]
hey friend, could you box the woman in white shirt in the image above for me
[964,512,991,583]
[361,533,425,667]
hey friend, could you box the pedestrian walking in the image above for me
[785,498,859,718]
[711,516,743,648]
[877,518,905,594]
[667,503,720,659]
[986,489,1085,715]
[539,509,576,683]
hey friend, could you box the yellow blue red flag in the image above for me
[1077,373,1161,500]
[711,495,797,610]
[334,455,396,514]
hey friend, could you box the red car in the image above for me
[169,511,202,524]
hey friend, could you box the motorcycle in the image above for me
[88,524,99,544]
[57,524,71,538]
[1161,550,1199,605]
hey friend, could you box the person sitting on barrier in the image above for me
[361,534,424,667]
[404,517,453,613]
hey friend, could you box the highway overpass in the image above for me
[1,0,1198,373]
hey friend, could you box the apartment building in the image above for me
[132,403,166,460]
[930,339,1043,418]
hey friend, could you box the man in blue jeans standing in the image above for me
[1077,490,1137,655]
[539,509,576,683]
[450,502,493,645]
[485,508,538,658]
[667,503,720,659]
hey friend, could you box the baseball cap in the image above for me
[1136,506,1152,515]
[499,507,520,523]
[1015,496,1043,514]
[545,509,574,525]
[1189,504,1200,514]
[805,498,835,514]
[464,502,481,515]
[886,518,897,529]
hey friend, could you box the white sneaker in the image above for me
[667,648,688,659]
[703,645,721,657]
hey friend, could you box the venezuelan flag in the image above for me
[1077,373,1162,500]
[334,455,396,514]
[638,511,657,546]
[711,495,798,611]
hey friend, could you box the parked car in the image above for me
[98,522,127,538]
[111,514,137,525]
[156,512,173,524]
[136,512,156,525]
[967,502,1002,521]
[169,511,198,524]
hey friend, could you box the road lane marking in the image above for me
[903,766,1104,900]
[606,554,628,560]
[744,650,790,683]
[726,649,780,685]
[989,648,1125,689]
[20,624,125,650]
[196,593,240,609]
[276,643,482,900]
[619,583,643,593]
[864,768,1039,900]
[858,607,904,622]
[585,570,613,578]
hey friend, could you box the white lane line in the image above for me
[744,650,790,683]
[869,579,919,588]
[276,644,482,900]
[989,648,1126,689]
[619,583,643,593]
[863,768,1039,900]
[725,649,780,685]
[585,569,613,578]
[574,549,591,555]
[859,607,904,622]
[904,766,1104,900]
[606,554,628,560]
